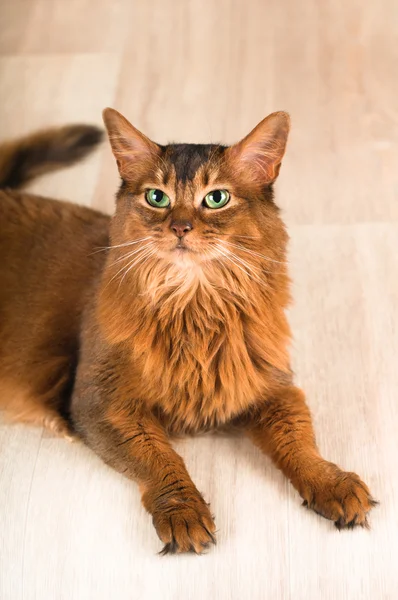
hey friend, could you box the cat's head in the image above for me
[103,108,290,282]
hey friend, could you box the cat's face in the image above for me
[103,108,290,275]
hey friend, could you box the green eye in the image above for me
[203,189,230,209]
[146,189,170,208]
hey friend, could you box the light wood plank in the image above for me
[0,0,134,55]
[0,53,121,206]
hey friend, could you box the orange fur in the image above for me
[0,113,376,554]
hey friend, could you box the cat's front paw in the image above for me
[150,490,216,554]
[300,464,377,529]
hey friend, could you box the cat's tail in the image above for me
[0,124,103,189]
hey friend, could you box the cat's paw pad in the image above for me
[301,467,377,529]
[153,495,216,555]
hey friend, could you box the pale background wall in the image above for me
[1,1,397,598]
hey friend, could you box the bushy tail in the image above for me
[0,124,103,189]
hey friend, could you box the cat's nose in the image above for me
[170,220,193,238]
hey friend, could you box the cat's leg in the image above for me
[78,404,216,554]
[245,385,377,528]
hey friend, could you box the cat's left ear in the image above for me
[103,107,161,179]
[226,112,290,184]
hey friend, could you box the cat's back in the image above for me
[0,189,110,304]
[0,123,109,429]
[0,121,109,291]
[0,187,108,236]
[0,190,110,426]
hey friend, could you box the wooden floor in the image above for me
[1,1,398,598]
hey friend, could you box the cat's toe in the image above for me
[153,496,216,555]
[301,465,377,529]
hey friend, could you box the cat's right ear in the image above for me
[102,108,161,179]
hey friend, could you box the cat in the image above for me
[0,110,376,554]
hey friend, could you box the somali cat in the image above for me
[0,110,376,554]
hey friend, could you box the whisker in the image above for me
[108,242,155,268]
[106,244,154,287]
[90,237,153,255]
[216,238,287,265]
[214,244,268,289]
[217,245,260,273]
[225,251,264,276]
[118,248,157,289]
[215,241,274,276]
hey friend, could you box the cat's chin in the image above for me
[157,247,210,271]
[170,248,199,269]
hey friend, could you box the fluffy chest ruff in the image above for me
[98,261,292,433]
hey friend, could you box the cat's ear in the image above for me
[102,108,161,179]
[227,112,290,184]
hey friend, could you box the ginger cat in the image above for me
[0,111,376,554]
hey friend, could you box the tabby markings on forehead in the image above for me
[166,143,226,184]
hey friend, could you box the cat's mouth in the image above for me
[170,240,201,265]
[174,241,192,253]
